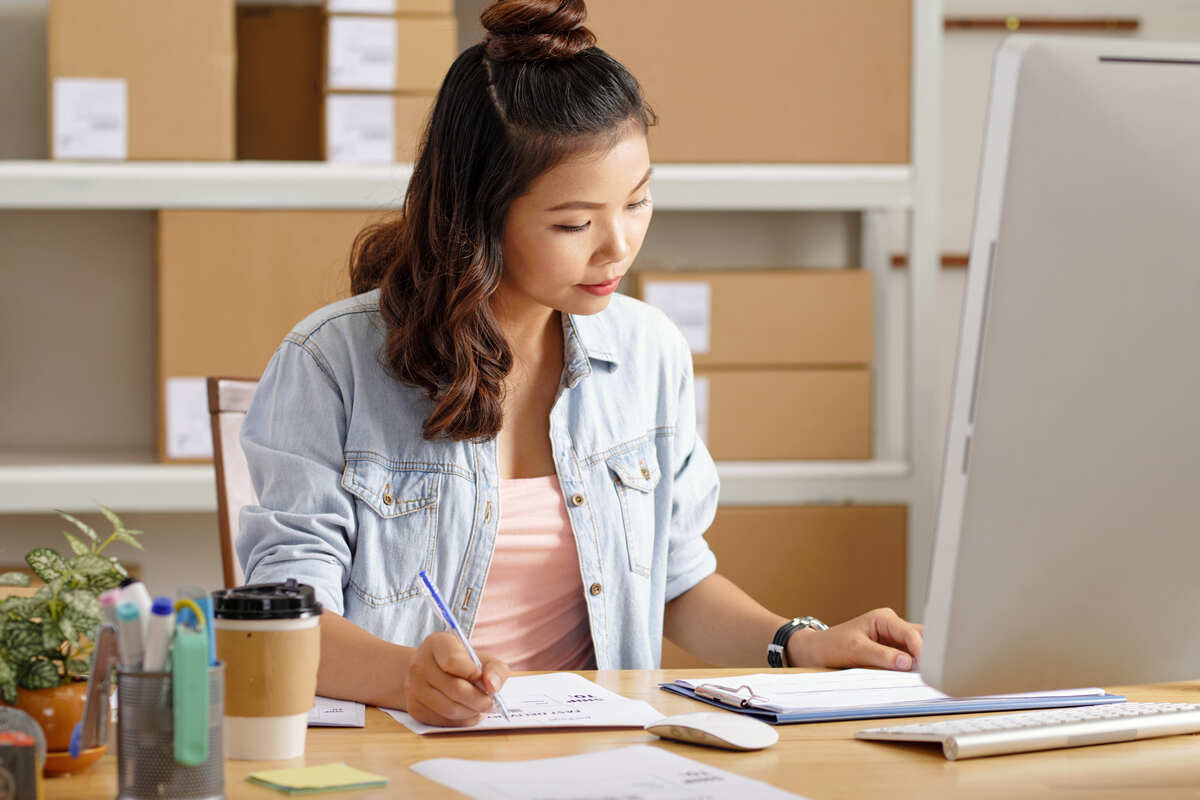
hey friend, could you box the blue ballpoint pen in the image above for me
[418,570,511,721]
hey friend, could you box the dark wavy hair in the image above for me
[348,0,655,441]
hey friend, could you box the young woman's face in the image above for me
[500,126,652,317]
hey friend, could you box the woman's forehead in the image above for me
[526,130,650,206]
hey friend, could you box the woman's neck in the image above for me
[491,286,562,369]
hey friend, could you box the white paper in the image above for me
[643,281,712,354]
[52,78,127,160]
[673,669,1109,714]
[327,16,397,90]
[307,695,365,728]
[165,377,212,459]
[412,745,808,800]
[382,672,662,734]
[693,375,710,443]
[324,94,395,164]
[327,0,396,11]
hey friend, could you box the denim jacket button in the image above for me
[589,582,602,596]
[640,467,651,480]
[571,493,586,507]
[382,494,394,506]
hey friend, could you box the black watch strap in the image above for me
[767,616,828,668]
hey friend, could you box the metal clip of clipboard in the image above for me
[694,683,770,710]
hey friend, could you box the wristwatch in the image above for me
[767,616,828,668]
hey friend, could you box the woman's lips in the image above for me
[579,276,622,296]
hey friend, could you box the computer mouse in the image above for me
[645,711,779,751]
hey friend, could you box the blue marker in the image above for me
[417,570,510,721]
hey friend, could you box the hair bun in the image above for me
[481,0,596,62]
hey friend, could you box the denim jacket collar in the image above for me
[563,310,620,388]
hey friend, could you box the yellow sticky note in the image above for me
[246,762,388,795]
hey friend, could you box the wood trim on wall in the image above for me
[891,252,970,269]
[945,17,1140,32]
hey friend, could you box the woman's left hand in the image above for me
[786,608,923,672]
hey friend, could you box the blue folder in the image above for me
[659,683,1127,725]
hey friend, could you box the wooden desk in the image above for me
[46,669,1200,799]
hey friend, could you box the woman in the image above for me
[239,0,922,727]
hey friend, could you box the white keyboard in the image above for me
[855,702,1200,760]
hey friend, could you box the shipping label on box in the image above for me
[324,94,395,163]
[327,16,397,90]
[165,377,213,459]
[693,375,710,443]
[327,0,397,12]
[643,280,712,354]
[52,77,127,160]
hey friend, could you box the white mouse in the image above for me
[645,711,779,751]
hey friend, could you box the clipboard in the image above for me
[658,673,1126,725]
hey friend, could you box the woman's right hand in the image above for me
[404,631,511,726]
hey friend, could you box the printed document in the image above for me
[308,696,366,728]
[383,672,662,734]
[411,744,808,800]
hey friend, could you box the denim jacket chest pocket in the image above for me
[340,457,440,606]
[604,441,662,577]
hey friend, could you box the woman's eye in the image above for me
[627,196,651,210]
[555,222,591,233]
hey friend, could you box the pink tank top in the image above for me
[470,475,596,671]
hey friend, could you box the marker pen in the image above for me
[118,578,152,639]
[115,602,144,671]
[142,597,175,672]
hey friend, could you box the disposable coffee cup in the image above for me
[212,579,322,760]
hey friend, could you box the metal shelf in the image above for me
[0,160,913,211]
[0,457,911,514]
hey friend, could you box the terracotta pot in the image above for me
[11,680,87,752]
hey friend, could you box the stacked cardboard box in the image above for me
[155,210,384,462]
[660,504,907,668]
[322,0,458,163]
[637,269,873,460]
[586,0,911,163]
[47,0,236,160]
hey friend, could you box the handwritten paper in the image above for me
[307,696,365,728]
[382,672,662,734]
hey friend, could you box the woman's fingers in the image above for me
[857,640,915,671]
[868,609,923,662]
[478,653,511,695]
[407,694,483,728]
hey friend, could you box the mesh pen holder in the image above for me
[116,664,225,800]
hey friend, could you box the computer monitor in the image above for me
[920,36,1200,697]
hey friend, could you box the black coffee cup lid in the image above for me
[212,578,323,620]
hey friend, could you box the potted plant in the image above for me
[0,506,144,772]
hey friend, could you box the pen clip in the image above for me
[694,683,767,709]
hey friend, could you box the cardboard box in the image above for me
[322,92,433,163]
[586,0,910,163]
[324,15,458,92]
[237,5,324,161]
[48,0,235,160]
[325,0,454,13]
[662,504,907,668]
[637,269,873,368]
[695,368,871,460]
[156,210,385,462]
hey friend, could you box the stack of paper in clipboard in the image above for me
[659,669,1125,724]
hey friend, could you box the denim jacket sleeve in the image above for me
[662,327,719,602]
[237,339,357,615]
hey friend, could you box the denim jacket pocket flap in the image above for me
[606,445,662,493]
[341,459,438,519]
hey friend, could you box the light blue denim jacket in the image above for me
[238,289,719,669]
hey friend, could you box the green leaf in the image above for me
[0,683,16,704]
[0,660,14,686]
[61,590,102,625]
[70,553,114,577]
[20,659,62,690]
[96,504,125,534]
[3,621,44,662]
[109,558,128,578]
[56,510,99,543]
[0,596,34,620]
[57,616,78,648]
[62,531,91,556]
[0,571,30,587]
[111,530,144,551]
[42,619,66,653]
[67,658,90,676]
[25,548,68,583]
